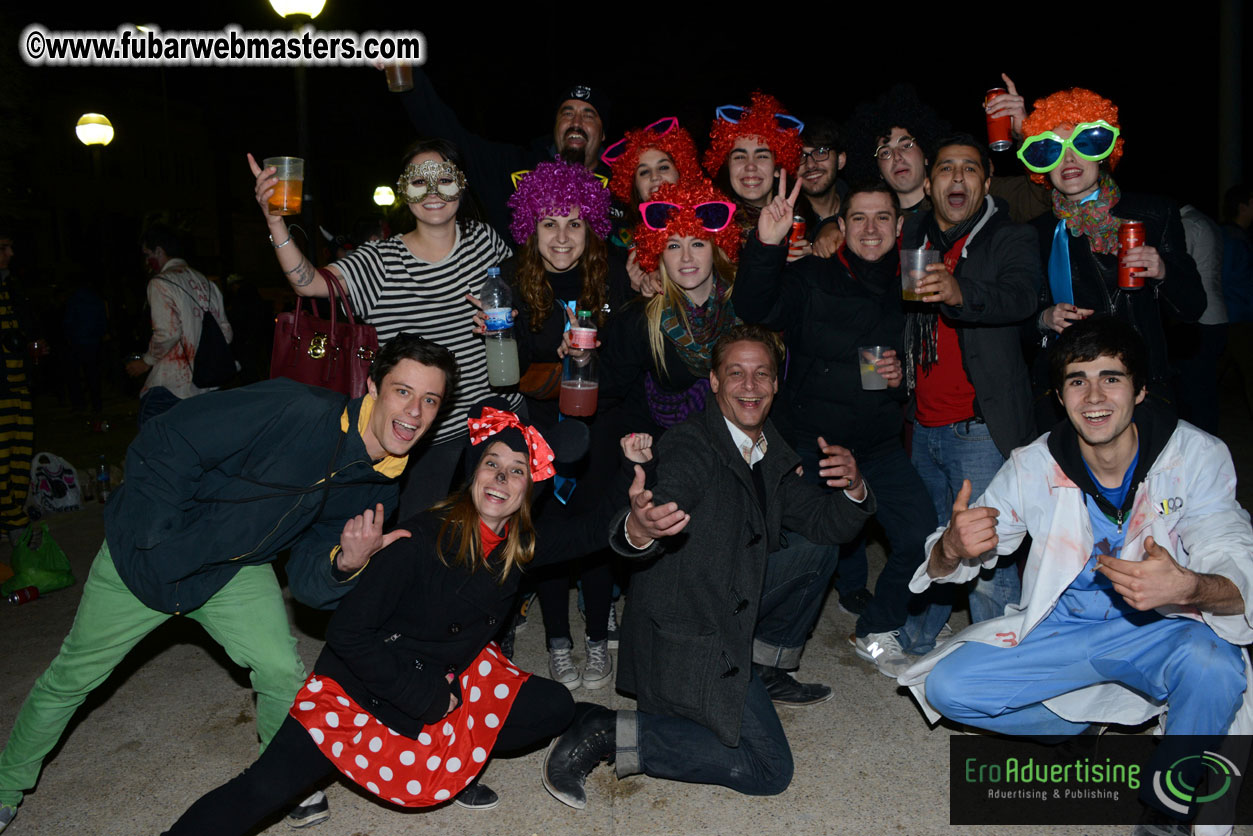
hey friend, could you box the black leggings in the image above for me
[163,675,574,836]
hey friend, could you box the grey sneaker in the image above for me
[548,637,582,690]
[0,804,16,833]
[605,604,620,650]
[582,638,613,690]
[850,630,911,678]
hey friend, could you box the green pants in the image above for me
[0,542,305,807]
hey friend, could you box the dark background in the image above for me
[0,4,1247,294]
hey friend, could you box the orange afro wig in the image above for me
[703,91,804,178]
[606,121,704,204]
[632,178,741,272]
[1020,88,1124,186]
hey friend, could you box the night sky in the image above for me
[0,4,1246,288]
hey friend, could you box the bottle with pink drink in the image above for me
[560,334,599,417]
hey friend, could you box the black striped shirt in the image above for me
[335,222,520,444]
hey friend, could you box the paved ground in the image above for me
[2,378,1252,836]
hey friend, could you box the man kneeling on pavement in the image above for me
[543,324,874,807]
[899,317,1253,836]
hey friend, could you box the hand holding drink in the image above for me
[901,248,940,301]
[248,153,304,218]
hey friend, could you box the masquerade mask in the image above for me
[639,200,736,232]
[601,116,679,165]
[398,159,467,203]
[467,407,556,482]
[1016,121,1120,174]
[715,105,804,133]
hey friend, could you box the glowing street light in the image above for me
[373,186,396,207]
[75,113,114,146]
[268,0,325,18]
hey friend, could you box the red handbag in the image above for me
[270,270,379,398]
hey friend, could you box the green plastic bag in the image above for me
[1,524,75,596]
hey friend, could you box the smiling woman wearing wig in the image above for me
[599,177,742,439]
[1021,88,1204,422]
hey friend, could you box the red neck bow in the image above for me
[467,407,556,482]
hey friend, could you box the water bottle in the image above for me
[96,454,110,504]
[481,267,519,387]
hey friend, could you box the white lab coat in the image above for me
[899,422,1253,737]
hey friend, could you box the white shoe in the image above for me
[850,630,911,678]
[582,638,613,690]
[548,638,582,690]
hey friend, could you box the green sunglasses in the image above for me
[1016,120,1120,173]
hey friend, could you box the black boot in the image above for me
[542,702,616,809]
[752,663,833,706]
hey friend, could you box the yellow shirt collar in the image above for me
[342,395,408,478]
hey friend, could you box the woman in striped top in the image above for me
[250,139,521,518]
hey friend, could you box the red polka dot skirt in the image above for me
[290,642,529,806]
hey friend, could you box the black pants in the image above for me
[163,674,574,835]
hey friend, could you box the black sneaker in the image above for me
[453,780,500,810]
[0,804,16,833]
[836,587,874,616]
[752,663,834,706]
[285,790,329,829]
[542,703,616,809]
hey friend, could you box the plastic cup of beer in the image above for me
[901,248,940,301]
[858,346,888,390]
[263,156,304,216]
[385,63,413,92]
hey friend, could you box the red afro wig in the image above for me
[1021,88,1124,186]
[703,91,804,178]
[632,178,741,273]
[606,122,704,204]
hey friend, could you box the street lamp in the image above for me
[75,113,114,146]
[373,186,395,207]
[268,0,325,18]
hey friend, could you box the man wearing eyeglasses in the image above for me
[796,118,848,258]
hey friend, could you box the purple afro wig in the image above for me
[507,159,613,245]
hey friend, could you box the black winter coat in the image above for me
[610,404,874,746]
[734,236,908,458]
[315,469,627,737]
[902,198,1042,457]
[1030,190,1205,390]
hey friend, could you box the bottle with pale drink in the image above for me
[561,313,599,416]
[481,267,519,387]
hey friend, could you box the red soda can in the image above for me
[1118,221,1146,289]
[6,585,39,605]
[789,215,807,247]
[985,88,1012,152]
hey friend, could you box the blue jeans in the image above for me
[793,441,935,641]
[617,674,793,795]
[753,532,835,669]
[901,420,1020,652]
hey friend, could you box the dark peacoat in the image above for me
[610,403,875,747]
[314,468,626,738]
